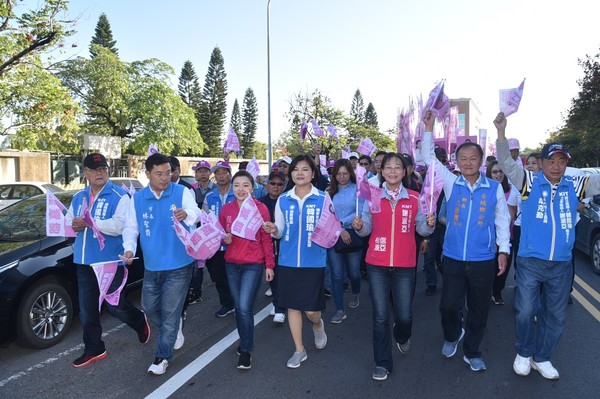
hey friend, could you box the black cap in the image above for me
[541,142,571,159]
[268,171,286,181]
[168,156,180,169]
[83,153,108,169]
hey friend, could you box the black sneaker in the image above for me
[72,351,107,368]
[343,282,350,292]
[215,306,235,318]
[237,351,252,370]
[492,293,505,305]
[188,293,202,305]
[323,289,332,299]
[425,285,437,296]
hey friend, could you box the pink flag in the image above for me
[327,124,339,139]
[80,197,106,251]
[46,191,77,237]
[224,126,240,152]
[247,157,261,180]
[174,211,225,260]
[121,183,136,197]
[300,121,308,140]
[478,129,488,167]
[231,197,264,241]
[357,138,376,156]
[319,155,328,176]
[341,146,351,159]
[369,185,383,214]
[499,79,525,117]
[419,162,445,215]
[311,119,324,137]
[356,166,371,201]
[90,261,127,311]
[425,80,450,121]
[310,195,343,248]
[147,143,159,157]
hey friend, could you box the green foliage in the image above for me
[89,13,118,58]
[241,87,258,157]
[178,60,201,110]
[230,99,242,139]
[253,141,268,160]
[350,89,365,125]
[364,102,379,129]
[198,47,228,157]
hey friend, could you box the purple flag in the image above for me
[425,80,450,121]
[231,197,264,241]
[300,121,308,140]
[147,143,159,157]
[327,124,339,139]
[356,166,371,201]
[341,146,351,159]
[90,261,127,311]
[357,138,376,156]
[174,211,225,260]
[247,157,261,180]
[369,185,383,214]
[311,119,324,137]
[419,162,444,215]
[499,79,525,117]
[46,191,77,237]
[224,126,240,152]
[310,195,343,248]
[81,197,106,251]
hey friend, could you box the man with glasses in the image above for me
[122,153,200,375]
[358,155,372,170]
[69,153,150,368]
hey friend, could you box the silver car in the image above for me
[0,182,64,210]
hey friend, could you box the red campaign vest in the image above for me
[366,190,419,268]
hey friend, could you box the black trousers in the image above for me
[205,251,234,309]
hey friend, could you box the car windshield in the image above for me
[0,192,74,241]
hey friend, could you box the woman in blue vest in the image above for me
[263,155,329,369]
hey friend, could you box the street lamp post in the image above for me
[267,0,272,171]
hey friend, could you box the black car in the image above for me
[575,194,600,274]
[0,192,144,349]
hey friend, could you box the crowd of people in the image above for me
[66,110,600,382]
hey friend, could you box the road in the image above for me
[1,251,599,399]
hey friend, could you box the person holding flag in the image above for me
[67,153,149,369]
[352,152,436,381]
[263,155,331,369]
[218,171,275,370]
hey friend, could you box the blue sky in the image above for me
[39,0,600,150]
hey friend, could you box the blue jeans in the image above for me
[141,264,193,361]
[77,265,145,355]
[327,248,361,311]
[514,256,572,362]
[367,264,416,372]
[225,263,264,352]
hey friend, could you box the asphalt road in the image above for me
[1,251,599,399]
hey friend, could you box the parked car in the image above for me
[179,175,197,186]
[0,192,144,349]
[109,177,144,192]
[0,182,64,210]
[575,194,600,274]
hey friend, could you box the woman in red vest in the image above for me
[352,152,436,381]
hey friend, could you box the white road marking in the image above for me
[145,304,271,399]
[0,323,127,388]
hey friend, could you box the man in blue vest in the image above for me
[495,112,600,379]
[68,153,150,368]
[423,111,510,372]
[122,153,201,375]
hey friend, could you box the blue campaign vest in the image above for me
[519,172,580,261]
[72,181,126,265]
[277,189,327,268]
[133,183,193,271]
[443,174,499,262]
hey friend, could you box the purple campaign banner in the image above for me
[90,261,127,311]
[357,138,376,156]
[311,119,324,137]
[327,124,339,139]
[46,191,77,237]
[247,157,261,179]
[499,79,525,117]
[147,143,159,157]
[231,197,264,241]
[310,194,343,248]
[300,121,308,140]
[81,197,106,251]
[224,126,240,152]
[419,161,444,215]
[174,211,224,260]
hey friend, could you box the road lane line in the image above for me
[145,304,271,399]
[574,274,600,303]
[0,323,127,388]
[572,288,600,323]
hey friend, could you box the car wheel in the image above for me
[592,234,600,275]
[16,279,73,349]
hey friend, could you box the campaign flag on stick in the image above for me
[499,78,525,117]
[231,197,264,241]
[478,129,488,172]
[223,126,240,152]
[319,155,328,176]
[310,195,343,248]
[357,138,376,156]
[46,191,77,237]
[80,197,106,250]
[300,121,308,140]
[121,183,136,197]
[356,166,383,213]
[247,157,261,180]
[341,146,351,159]
[419,161,444,215]
[327,124,339,139]
[90,261,127,311]
[174,211,225,260]
[147,143,159,157]
[311,119,324,137]
[425,80,450,121]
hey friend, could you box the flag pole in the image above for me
[430,161,435,213]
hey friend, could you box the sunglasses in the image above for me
[359,162,370,166]
[269,182,284,187]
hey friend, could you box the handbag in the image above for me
[334,228,364,253]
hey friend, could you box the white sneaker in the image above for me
[265,287,273,297]
[313,319,327,349]
[273,313,285,323]
[174,317,184,350]
[513,354,531,376]
[531,359,560,380]
[269,304,275,316]
[148,358,169,375]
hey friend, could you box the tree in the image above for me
[89,13,118,58]
[178,60,201,110]
[241,87,258,157]
[230,99,242,138]
[198,47,228,156]
[350,89,365,125]
[364,102,379,129]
